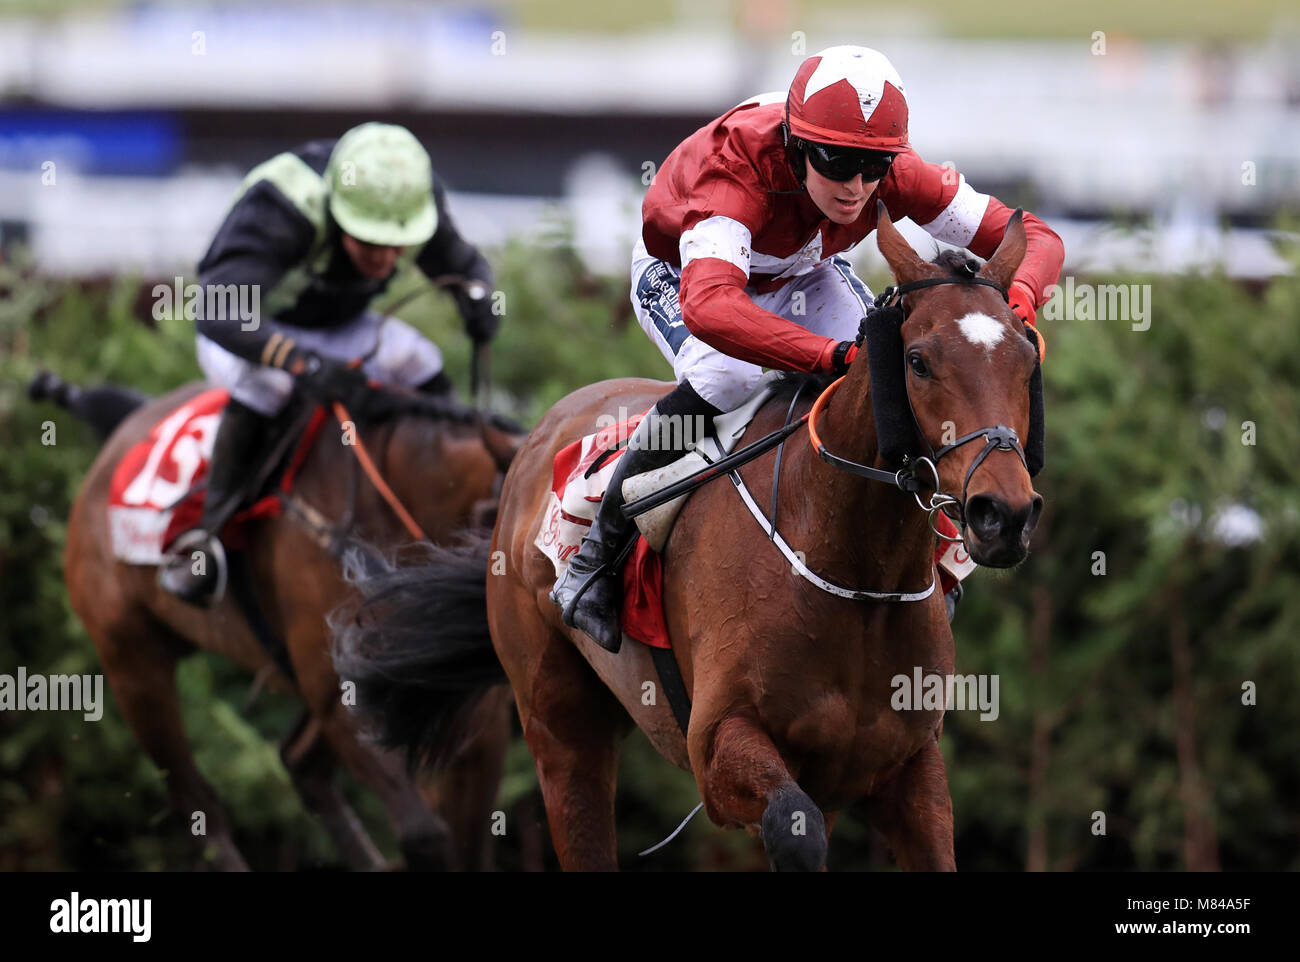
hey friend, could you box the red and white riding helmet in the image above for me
[786,46,909,152]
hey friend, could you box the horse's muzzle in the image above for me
[964,493,1043,567]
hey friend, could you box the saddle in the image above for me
[535,376,777,581]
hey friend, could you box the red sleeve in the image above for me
[679,259,836,373]
[675,153,838,374]
[968,200,1064,310]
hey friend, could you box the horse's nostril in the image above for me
[965,495,1005,539]
[1025,495,1044,535]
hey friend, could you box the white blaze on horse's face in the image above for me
[953,312,1006,357]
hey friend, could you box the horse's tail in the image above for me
[330,531,506,769]
[27,370,149,443]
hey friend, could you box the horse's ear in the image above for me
[981,209,1027,291]
[875,200,930,285]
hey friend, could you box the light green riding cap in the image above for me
[326,122,437,247]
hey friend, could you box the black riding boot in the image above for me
[157,398,270,605]
[28,370,147,442]
[550,382,719,652]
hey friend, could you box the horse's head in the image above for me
[872,202,1043,567]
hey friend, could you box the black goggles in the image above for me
[801,140,895,183]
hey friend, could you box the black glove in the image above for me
[284,348,370,408]
[830,340,859,375]
[455,283,499,344]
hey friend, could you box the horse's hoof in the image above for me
[400,831,453,871]
[761,783,827,872]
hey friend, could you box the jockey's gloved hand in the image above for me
[454,281,498,344]
[818,339,859,375]
[281,347,370,408]
[1007,281,1046,362]
[1008,280,1037,326]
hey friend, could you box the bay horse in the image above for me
[334,205,1044,870]
[48,374,520,871]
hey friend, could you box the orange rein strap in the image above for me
[806,374,927,493]
[331,400,429,543]
[806,375,845,455]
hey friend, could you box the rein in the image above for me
[807,377,961,543]
[321,352,490,545]
[332,400,430,542]
[808,275,1029,543]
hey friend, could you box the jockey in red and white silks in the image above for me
[551,45,1065,652]
[634,45,1061,411]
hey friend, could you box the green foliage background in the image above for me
[1,234,1297,871]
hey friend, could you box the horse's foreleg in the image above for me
[867,736,956,871]
[432,684,512,872]
[495,599,630,871]
[522,677,628,873]
[403,687,511,872]
[315,706,456,871]
[94,621,249,871]
[697,715,828,871]
[279,709,387,871]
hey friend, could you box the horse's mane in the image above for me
[351,389,524,435]
[931,249,982,277]
[768,370,836,405]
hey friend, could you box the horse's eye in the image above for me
[907,352,930,377]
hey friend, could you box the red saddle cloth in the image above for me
[107,389,326,563]
[622,538,669,650]
[541,412,671,649]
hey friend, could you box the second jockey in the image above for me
[159,121,497,604]
[552,45,1064,651]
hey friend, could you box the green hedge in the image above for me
[2,237,1297,870]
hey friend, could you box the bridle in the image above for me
[807,275,1030,544]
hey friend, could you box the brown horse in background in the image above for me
[49,375,520,871]
[334,207,1044,870]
